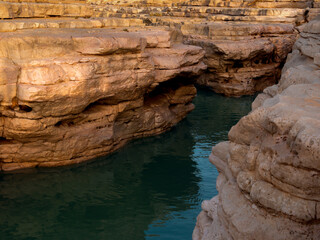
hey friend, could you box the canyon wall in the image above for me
[85,0,319,96]
[0,0,319,171]
[0,28,205,172]
[193,16,320,240]
[0,0,318,96]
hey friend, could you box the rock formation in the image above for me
[184,23,296,96]
[0,0,318,96]
[0,27,205,172]
[193,16,320,240]
[0,0,320,171]
[85,0,319,96]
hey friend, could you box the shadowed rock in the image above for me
[193,16,320,240]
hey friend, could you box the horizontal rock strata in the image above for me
[83,0,319,96]
[0,28,205,172]
[0,0,320,170]
[184,22,296,96]
[193,16,320,240]
[0,0,319,96]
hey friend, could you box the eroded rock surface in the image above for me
[0,28,205,171]
[193,16,320,240]
[0,0,319,170]
[84,0,318,96]
[0,0,318,96]
[184,23,296,96]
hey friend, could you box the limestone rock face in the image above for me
[0,0,318,97]
[0,28,205,172]
[83,0,316,96]
[0,0,319,170]
[193,17,320,240]
[184,22,296,96]
[94,0,320,95]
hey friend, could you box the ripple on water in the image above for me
[0,90,254,240]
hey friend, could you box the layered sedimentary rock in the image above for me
[0,0,319,170]
[184,22,296,96]
[193,17,320,239]
[84,0,318,96]
[0,28,205,172]
[87,0,312,8]
[0,0,318,96]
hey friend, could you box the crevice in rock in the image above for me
[145,78,187,101]
[19,105,32,113]
[83,100,104,113]
[233,60,243,68]
[0,136,10,144]
[55,118,76,127]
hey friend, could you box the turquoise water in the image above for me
[0,90,254,240]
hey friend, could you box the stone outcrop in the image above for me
[0,27,205,172]
[193,16,320,240]
[0,0,318,97]
[184,22,296,96]
[83,0,319,96]
[0,0,319,170]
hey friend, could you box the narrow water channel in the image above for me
[0,90,254,240]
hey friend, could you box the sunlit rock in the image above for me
[0,28,205,171]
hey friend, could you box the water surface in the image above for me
[0,90,254,240]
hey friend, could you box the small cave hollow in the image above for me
[54,119,75,127]
[144,77,193,105]
[19,105,32,113]
[0,136,10,144]
[233,61,244,68]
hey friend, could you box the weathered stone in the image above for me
[184,23,296,96]
[194,17,320,239]
[0,27,205,171]
[0,0,317,98]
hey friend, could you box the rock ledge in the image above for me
[0,27,205,172]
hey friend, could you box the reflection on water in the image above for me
[0,90,254,240]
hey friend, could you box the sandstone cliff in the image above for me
[85,0,318,96]
[0,0,319,171]
[0,28,205,172]
[0,0,318,96]
[193,16,320,240]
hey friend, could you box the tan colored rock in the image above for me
[194,17,320,240]
[0,0,317,163]
[184,22,296,96]
[0,27,205,171]
[0,0,318,97]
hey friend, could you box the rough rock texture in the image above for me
[0,0,319,170]
[193,17,320,240]
[83,0,319,96]
[184,23,296,96]
[0,0,318,96]
[0,28,205,172]
[87,0,313,8]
